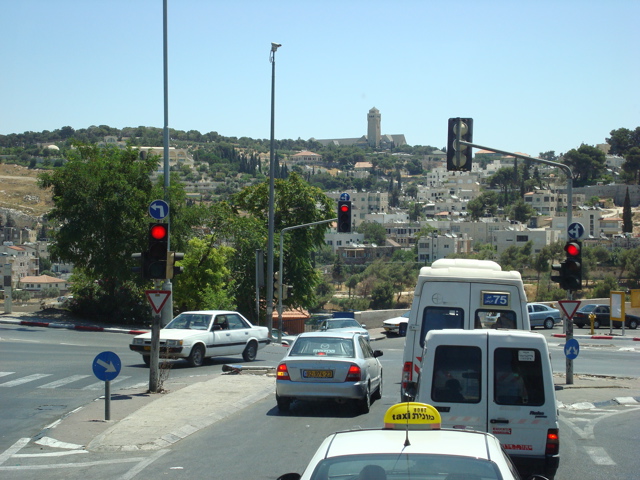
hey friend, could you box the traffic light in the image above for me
[273,271,281,300]
[131,252,144,276]
[337,200,352,233]
[563,240,582,291]
[145,223,168,279]
[165,251,185,279]
[446,117,473,172]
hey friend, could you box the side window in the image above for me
[419,307,464,348]
[227,314,248,330]
[494,348,545,406]
[431,345,481,403]
[359,337,372,358]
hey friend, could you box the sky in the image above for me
[1,0,638,157]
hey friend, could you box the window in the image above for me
[431,345,481,403]
[493,348,544,405]
[419,307,464,348]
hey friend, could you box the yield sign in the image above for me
[145,290,171,314]
[558,300,581,320]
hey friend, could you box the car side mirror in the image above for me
[373,350,383,358]
[361,324,366,328]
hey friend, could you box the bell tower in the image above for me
[367,107,381,149]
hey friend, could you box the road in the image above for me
[0,324,639,479]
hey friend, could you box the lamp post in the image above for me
[266,42,281,334]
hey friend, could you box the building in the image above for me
[18,274,68,295]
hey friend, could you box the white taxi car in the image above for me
[277,402,550,480]
[129,310,270,367]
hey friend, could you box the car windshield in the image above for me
[289,337,355,358]
[325,319,360,329]
[579,304,597,313]
[165,313,212,330]
[309,453,502,480]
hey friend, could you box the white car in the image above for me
[382,310,410,336]
[319,318,369,341]
[276,331,383,413]
[129,310,270,367]
[277,402,549,480]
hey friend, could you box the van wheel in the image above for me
[242,341,258,362]
[544,318,555,329]
[188,345,205,367]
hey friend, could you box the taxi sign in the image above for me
[384,402,441,430]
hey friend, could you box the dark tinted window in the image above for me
[419,307,464,348]
[431,345,481,403]
[494,347,545,405]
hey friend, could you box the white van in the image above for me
[401,259,530,400]
[416,329,559,480]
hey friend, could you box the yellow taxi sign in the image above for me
[383,402,442,430]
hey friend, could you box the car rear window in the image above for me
[289,337,355,358]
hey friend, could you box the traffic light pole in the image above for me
[276,218,337,343]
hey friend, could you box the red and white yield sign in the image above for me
[145,290,171,314]
[558,300,581,320]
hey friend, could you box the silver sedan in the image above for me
[275,331,383,414]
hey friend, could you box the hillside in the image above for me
[0,164,53,223]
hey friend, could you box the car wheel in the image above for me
[242,341,258,362]
[276,395,291,412]
[593,320,600,329]
[544,318,555,330]
[357,384,371,414]
[187,344,205,367]
[142,356,150,367]
[372,371,383,400]
[628,319,638,330]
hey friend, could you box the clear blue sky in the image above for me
[2,0,637,156]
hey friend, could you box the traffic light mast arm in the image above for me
[458,140,574,240]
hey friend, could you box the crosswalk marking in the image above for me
[0,374,52,387]
[82,375,131,390]
[0,372,15,378]
[38,375,91,389]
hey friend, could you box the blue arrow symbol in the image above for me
[97,358,117,373]
[151,202,166,218]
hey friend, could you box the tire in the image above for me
[593,320,600,329]
[372,371,383,400]
[628,319,638,330]
[242,341,258,362]
[276,395,291,412]
[142,356,150,367]
[357,384,371,414]
[575,323,584,329]
[187,344,205,367]
[544,318,555,330]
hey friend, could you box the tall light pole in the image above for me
[266,42,281,334]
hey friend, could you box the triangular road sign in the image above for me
[145,290,171,314]
[558,300,581,320]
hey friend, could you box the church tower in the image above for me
[367,107,381,149]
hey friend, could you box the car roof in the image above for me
[178,310,238,315]
[321,428,495,460]
[297,331,358,339]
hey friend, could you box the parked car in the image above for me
[527,303,562,329]
[276,402,547,480]
[271,328,298,347]
[318,318,369,341]
[129,310,270,367]
[573,304,639,329]
[382,310,410,336]
[275,331,383,413]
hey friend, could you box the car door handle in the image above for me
[490,418,510,424]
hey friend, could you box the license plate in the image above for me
[143,346,151,351]
[303,369,333,378]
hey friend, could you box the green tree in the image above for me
[622,147,640,184]
[623,188,633,233]
[562,144,606,186]
[606,127,640,157]
[357,221,387,245]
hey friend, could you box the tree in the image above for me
[357,221,386,245]
[622,147,640,184]
[606,127,640,157]
[623,188,633,233]
[562,144,606,186]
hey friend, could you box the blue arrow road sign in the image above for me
[339,192,350,201]
[92,351,121,381]
[568,222,584,240]
[149,199,169,220]
[564,338,580,360]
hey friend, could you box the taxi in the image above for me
[277,403,550,480]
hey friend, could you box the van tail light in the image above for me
[345,364,361,381]
[401,361,413,390]
[276,364,290,381]
[545,428,559,455]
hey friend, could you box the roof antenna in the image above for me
[404,402,411,447]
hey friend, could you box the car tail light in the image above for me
[345,364,361,381]
[545,428,559,455]
[276,364,290,381]
[401,361,413,390]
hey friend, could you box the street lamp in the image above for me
[266,42,281,335]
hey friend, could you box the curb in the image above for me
[552,333,640,341]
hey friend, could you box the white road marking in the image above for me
[38,374,91,389]
[584,446,616,465]
[0,438,29,465]
[82,375,131,390]
[0,373,52,387]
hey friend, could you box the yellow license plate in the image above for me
[303,369,333,378]
[143,346,151,351]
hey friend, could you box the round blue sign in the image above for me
[339,192,350,201]
[564,338,580,360]
[149,199,169,220]
[568,222,584,240]
[92,351,122,381]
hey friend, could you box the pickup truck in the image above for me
[573,304,639,329]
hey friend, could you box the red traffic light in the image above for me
[339,204,350,213]
[150,224,168,240]
[565,242,580,257]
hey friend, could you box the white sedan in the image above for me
[319,318,370,341]
[276,331,383,414]
[129,310,270,367]
[382,310,410,336]
[277,402,548,480]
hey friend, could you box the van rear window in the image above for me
[419,307,464,348]
[493,348,545,406]
[431,345,481,403]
